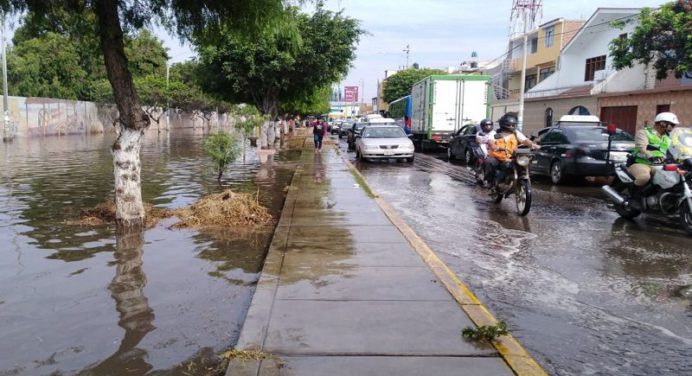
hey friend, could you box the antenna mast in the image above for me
[509,0,543,39]
[403,44,410,69]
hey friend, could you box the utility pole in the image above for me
[2,12,10,142]
[518,11,528,132]
[510,0,542,132]
[403,44,410,69]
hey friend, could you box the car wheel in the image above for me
[447,147,454,161]
[550,161,564,185]
[407,156,414,163]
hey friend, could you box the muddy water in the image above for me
[0,129,298,375]
[344,142,692,376]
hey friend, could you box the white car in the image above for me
[355,125,415,162]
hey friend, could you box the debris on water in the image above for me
[173,190,273,228]
[71,200,172,228]
[70,189,273,229]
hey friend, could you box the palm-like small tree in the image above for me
[203,131,241,181]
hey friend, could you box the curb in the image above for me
[341,155,548,376]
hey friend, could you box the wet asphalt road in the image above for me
[335,135,692,376]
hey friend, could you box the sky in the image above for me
[157,0,665,104]
[4,1,665,105]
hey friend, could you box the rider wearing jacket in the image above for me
[628,112,679,187]
[484,113,539,187]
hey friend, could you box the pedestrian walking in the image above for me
[313,119,327,152]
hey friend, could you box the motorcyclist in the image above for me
[628,112,679,188]
[484,113,539,188]
[475,118,495,157]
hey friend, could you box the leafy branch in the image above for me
[462,321,509,343]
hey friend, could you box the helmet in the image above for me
[654,112,679,125]
[498,113,518,132]
[479,119,494,133]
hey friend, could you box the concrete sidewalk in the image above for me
[227,139,545,375]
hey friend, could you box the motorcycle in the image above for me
[469,143,487,185]
[601,127,692,235]
[489,147,533,216]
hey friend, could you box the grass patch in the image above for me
[349,169,378,199]
[220,348,273,361]
[216,348,284,373]
[462,321,509,343]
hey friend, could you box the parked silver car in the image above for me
[355,125,415,162]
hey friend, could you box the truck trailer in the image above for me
[410,74,492,151]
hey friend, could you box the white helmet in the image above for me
[654,112,679,125]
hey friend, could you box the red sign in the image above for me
[344,86,359,102]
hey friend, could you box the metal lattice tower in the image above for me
[509,0,543,39]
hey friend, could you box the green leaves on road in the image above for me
[462,321,509,343]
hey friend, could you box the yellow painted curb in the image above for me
[342,156,548,376]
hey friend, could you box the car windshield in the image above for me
[669,127,692,160]
[363,127,406,138]
[564,127,634,142]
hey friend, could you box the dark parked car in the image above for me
[339,120,354,138]
[531,125,635,184]
[448,124,479,163]
[330,120,343,135]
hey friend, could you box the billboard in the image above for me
[344,86,359,102]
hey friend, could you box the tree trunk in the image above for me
[95,0,150,230]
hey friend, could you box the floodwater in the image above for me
[0,128,298,375]
[341,138,692,376]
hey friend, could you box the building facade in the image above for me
[491,18,584,121]
[520,8,692,137]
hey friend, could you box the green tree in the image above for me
[610,0,692,80]
[203,132,241,181]
[382,68,446,104]
[124,29,168,78]
[279,85,332,115]
[6,32,88,99]
[0,0,288,230]
[197,4,363,116]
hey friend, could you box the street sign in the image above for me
[344,86,359,102]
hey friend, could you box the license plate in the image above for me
[611,152,627,161]
[384,150,394,156]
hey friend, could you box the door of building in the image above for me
[600,106,638,135]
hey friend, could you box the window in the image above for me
[539,66,555,82]
[530,37,538,53]
[525,74,537,91]
[541,130,568,144]
[569,106,591,115]
[544,26,555,48]
[584,55,606,81]
[656,104,670,114]
[544,108,553,128]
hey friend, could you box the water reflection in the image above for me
[80,231,155,375]
[0,129,300,375]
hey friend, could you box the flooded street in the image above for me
[338,136,692,376]
[0,129,297,375]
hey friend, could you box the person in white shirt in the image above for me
[475,119,495,157]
